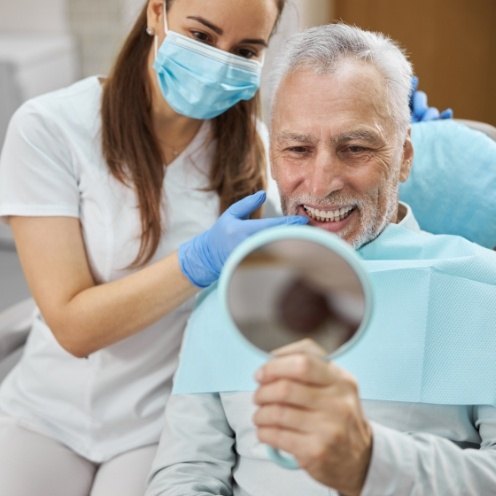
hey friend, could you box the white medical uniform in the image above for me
[0,76,278,463]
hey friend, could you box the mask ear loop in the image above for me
[163,0,169,33]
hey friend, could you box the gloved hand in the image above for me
[179,191,309,288]
[410,75,453,122]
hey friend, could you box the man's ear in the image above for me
[399,128,414,183]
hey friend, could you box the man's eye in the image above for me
[285,146,309,155]
[346,145,369,154]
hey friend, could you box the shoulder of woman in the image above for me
[9,77,102,137]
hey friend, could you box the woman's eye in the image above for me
[236,48,258,59]
[191,31,212,44]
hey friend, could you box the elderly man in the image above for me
[146,24,496,496]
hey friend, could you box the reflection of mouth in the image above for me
[303,205,355,223]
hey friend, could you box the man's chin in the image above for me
[300,213,380,249]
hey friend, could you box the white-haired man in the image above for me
[146,24,496,496]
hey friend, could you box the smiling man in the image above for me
[146,24,496,496]
[270,38,413,249]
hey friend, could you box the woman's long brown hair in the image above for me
[101,0,286,267]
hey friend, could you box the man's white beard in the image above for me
[280,182,400,249]
[351,181,400,249]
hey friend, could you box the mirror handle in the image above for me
[266,445,300,470]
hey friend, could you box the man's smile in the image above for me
[299,204,357,233]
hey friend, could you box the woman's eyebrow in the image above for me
[186,16,268,47]
[187,16,223,35]
[240,38,268,47]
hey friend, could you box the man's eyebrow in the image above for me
[186,16,268,47]
[276,131,316,144]
[333,129,383,144]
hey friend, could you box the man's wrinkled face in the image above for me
[270,59,413,248]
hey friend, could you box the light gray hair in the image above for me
[270,23,413,135]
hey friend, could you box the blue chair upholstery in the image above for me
[401,120,496,249]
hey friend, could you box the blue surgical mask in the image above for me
[153,25,263,120]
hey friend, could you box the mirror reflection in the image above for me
[227,238,366,355]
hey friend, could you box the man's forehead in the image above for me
[272,63,391,143]
[277,60,384,97]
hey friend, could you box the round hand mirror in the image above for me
[219,225,373,469]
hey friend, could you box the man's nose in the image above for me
[307,150,345,197]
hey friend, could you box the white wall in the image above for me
[294,0,334,29]
[0,0,79,143]
[0,0,146,77]
[0,0,70,34]
[67,0,124,76]
[122,0,147,29]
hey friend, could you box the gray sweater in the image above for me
[147,392,496,495]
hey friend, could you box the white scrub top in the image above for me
[0,76,264,462]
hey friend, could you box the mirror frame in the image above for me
[219,225,374,359]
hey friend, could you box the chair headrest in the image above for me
[400,120,496,249]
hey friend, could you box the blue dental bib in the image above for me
[173,224,496,406]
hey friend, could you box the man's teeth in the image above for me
[304,205,354,223]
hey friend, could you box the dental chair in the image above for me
[0,119,496,382]
[400,119,496,250]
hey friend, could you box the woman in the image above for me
[0,1,305,494]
